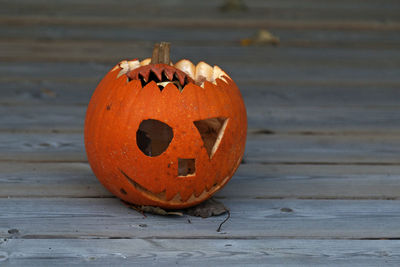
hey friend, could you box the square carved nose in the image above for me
[178,158,196,177]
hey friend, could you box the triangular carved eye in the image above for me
[193,117,228,159]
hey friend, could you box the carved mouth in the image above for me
[119,168,229,204]
[113,58,230,88]
[120,169,167,200]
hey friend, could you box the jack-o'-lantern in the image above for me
[84,42,247,209]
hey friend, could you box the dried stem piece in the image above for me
[151,42,171,64]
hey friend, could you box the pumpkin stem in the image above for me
[151,42,171,64]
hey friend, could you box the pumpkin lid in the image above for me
[114,42,230,90]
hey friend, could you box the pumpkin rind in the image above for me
[84,60,247,209]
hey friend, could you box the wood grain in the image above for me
[1,198,400,239]
[2,132,400,164]
[1,105,400,133]
[0,0,399,262]
[2,162,400,200]
[2,80,400,108]
[0,0,399,31]
[1,238,400,266]
[1,27,399,50]
[1,40,399,64]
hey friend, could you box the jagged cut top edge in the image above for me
[112,58,231,87]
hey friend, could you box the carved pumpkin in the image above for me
[84,43,247,209]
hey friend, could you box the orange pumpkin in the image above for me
[84,43,247,209]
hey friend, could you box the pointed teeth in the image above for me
[195,62,213,85]
[151,69,163,81]
[175,71,186,86]
[174,59,195,80]
[163,68,175,81]
[140,58,151,66]
[118,57,231,86]
[139,68,151,82]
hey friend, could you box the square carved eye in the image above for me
[193,117,228,159]
[136,119,173,157]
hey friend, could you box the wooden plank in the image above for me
[3,3,399,23]
[1,27,399,49]
[1,45,398,78]
[1,104,400,133]
[0,132,85,162]
[246,133,400,164]
[1,40,400,64]
[1,198,400,239]
[246,106,400,133]
[0,162,110,198]
[0,0,399,29]
[227,164,400,199]
[2,132,400,163]
[2,80,400,108]
[2,162,400,200]
[4,0,400,10]
[1,238,400,266]
[2,15,399,32]
[0,106,86,132]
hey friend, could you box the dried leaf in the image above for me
[241,29,280,46]
[123,198,228,218]
[122,200,183,216]
[185,198,229,218]
[140,206,183,216]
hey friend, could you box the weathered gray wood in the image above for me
[1,0,399,29]
[2,105,400,133]
[2,78,400,108]
[225,164,400,199]
[247,106,400,133]
[1,27,399,49]
[2,132,400,164]
[0,132,85,162]
[1,198,400,239]
[2,16,399,32]
[4,0,399,10]
[0,106,86,132]
[0,162,110,198]
[246,133,400,164]
[1,238,400,266]
[1,40,400,65]
[2,162,400,200]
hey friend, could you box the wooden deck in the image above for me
[1,0,400,265]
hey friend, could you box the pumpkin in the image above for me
[84,42,247,209]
